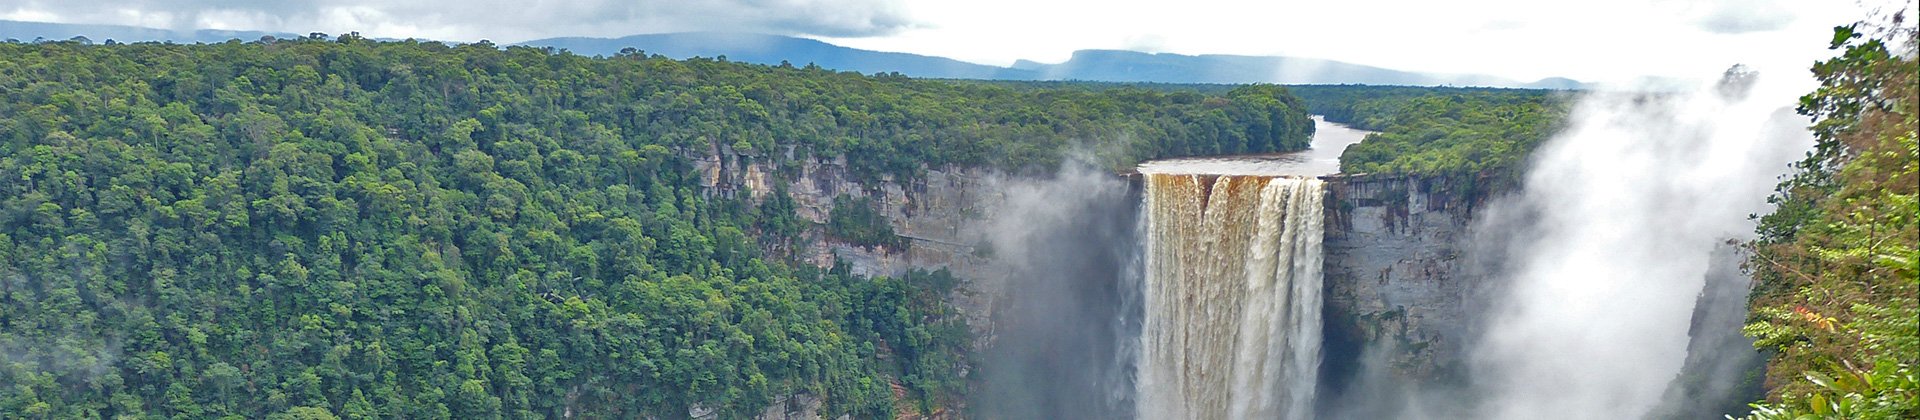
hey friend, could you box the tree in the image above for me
[1742,14,1918,420]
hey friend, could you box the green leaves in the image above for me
[1831,24,1861,49]
[1746,361,1919,419]
[827,195,905,250]
[1744,20,1918,420]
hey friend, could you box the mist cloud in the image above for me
[970,161,1141,419]
[0,0,917,42]
[1464,69,1808,419]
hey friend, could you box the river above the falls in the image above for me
[1136,116,1374,176]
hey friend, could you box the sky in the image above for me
[0,0,1907,84]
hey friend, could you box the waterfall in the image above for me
[1136,173,1325,420]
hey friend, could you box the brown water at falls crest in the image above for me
[1137,174,1325,420]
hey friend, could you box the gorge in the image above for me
[691,115,1494,418]
[707,74,1807,419]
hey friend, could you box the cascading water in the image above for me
[1136,173,1325,420]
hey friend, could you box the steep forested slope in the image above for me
[0,35,1312,418]
[1742,23,1918,419]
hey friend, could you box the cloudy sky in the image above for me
[0,0,1906,84]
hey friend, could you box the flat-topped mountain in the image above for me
[0,20,1579,88]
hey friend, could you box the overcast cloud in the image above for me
[1685,0,1800,34]
[0,0,1908,83]
[0,0,915,41]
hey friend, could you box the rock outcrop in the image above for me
[1319,173,1487,389]
[694,147,1010,341]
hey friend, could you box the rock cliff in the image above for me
[695,147,1009,341]
[1318,173,1490,398]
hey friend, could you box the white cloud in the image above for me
[0,0,1883,83]
[827,0,1870,84]
[1686,0,1799,33]
[0,0,917,41]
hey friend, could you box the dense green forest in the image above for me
[0,35,1312,418]
[1288,85,1567,176]
[1742,23,1917,419]
[957,81,1571,178]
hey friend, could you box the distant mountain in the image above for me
[524,33,1581,89]
[1526,77,1587,90]
[0,20,294,44]
[519,32,1041,80]
[1,20,1583,89]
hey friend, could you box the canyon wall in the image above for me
[697,145,1493,418]
[1318,174,1487,392]
[693,147,1011,349]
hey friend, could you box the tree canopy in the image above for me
[0,35,1311,418]
[1289,84,1567,176]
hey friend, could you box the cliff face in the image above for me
[694,147,1012,344]
[698,146,1000,274]
[697,149,1001,420]
[701,149,1150,418]
[1319,174,1484,388]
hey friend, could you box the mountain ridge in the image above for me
[0,19,295,44]
[0,19,1583,88]
[520,32,1040,80]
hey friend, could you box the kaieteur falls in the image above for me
[1137,173,1325,420]
[986,68,1809,419]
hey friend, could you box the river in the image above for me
[1136,116,1374,176]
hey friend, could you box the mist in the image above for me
[1647,243,1769,419]
[968,162,1142,418]
[1461,67,1810,419]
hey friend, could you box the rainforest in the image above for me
[0,3,1914,420]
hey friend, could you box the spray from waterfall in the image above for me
[1464,67,1812,419]
[971,162,1142,419]
[1136,173,1325,420]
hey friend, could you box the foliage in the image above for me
[1742,17,1919,420]
[844,268,968,416]
[1289,85,1568,176]
[0,35,1305,418]
[827,196,906,250]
